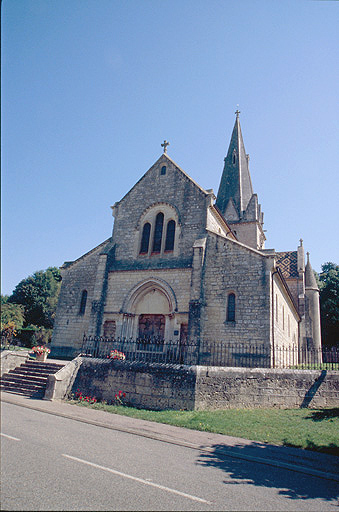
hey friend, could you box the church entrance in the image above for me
[138,314,165,340]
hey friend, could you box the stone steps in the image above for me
[0,360,66,398]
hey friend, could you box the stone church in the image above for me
[51,113,322,363]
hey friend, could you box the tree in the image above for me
[318,262,339,348]
[1,321,17,347]
[8,267,62,329]
[1,295,25,330]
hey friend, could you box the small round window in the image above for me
[160,166,167,175]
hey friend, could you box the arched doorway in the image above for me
[121,278,177,341]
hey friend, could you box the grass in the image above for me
[67,398,339,456]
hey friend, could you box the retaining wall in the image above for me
[73,358,196,410]
[73,358,339,410]
[195,366,339,409]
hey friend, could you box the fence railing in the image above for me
[80,336,339,369]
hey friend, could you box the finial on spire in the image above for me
[307,251,310,263]
[161,140,170,154]
[299,238,303,246]
[235,108,241,118]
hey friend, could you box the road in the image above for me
[1,401,338,511]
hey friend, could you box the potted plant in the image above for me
[30,345,51,362]
[109,349,126,360]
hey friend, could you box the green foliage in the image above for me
[1,321,17,347]
[0,296,25,331]
[8,267,61,329]
[16,326,53,348]
[318,262,339,348]
[16,327,37,348]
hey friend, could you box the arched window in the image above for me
[79,290,87,315]
[232,152,237,165]
[227,293,235,322]
[152,212,164,253]
[160,166,167,175]
[139,222,151,254]
[164,220,175,251]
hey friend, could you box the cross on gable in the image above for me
[161,140,170,153]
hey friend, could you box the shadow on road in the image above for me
[196,442,339,504]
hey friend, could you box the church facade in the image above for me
[51,113,322,364]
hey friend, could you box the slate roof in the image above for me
[275,251,298,278]
[216,114,253,216]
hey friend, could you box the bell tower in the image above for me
[216,111,266,250]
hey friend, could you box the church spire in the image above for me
[215,112,265,250]
[216,110,253,217]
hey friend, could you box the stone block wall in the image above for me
[112,155,209,264]
[51,241,110,356]
[200,234,272,346]
[105,268,191,315]
[72,358,339,410]
[272,273,299,360]
[73,358,196,410]
[195,366,339,409]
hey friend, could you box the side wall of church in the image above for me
[51,244,106,355]
[111,157,208,264]
[200,234,272,346]
[272,275,299,367]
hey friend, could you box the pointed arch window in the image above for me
[152,212,164,253]
[79,290,87,315]
[232,151,237,165]
[139,222,151,254]
[164,220,176,251]
[227,293,236,322]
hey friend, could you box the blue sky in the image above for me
[2,0,338,295]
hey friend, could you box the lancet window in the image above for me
[138,207,177,257]
[79,290,87,315]
[226,293,236,322]
[164,220,175,251]
[139,222,151,254]
[152,213,164,253]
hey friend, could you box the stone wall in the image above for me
[1,350,29,377]
[272,273,299,358]
[72,358,339,410]
[195,366,339,409]
[51,241,110,356]
[111,155,209,264]
[73,358,196,410]
[200,234,273,347]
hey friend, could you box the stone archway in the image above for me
[121,278,177,340]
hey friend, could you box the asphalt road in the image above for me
[1,401,338,511]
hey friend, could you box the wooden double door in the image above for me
[138,314,165,340]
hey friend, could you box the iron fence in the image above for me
[80,336,339,369]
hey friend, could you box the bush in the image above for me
[17,327,37,348]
